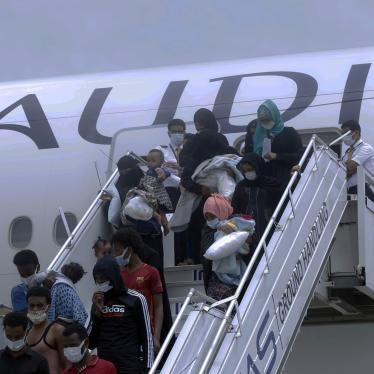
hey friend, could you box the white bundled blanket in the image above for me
[192,154,243,199]
[204,231,250,260]
[170,154,243,232]
[204,217,255,286]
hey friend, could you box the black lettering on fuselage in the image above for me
[339,63,371,124]
[152,80,189,126]
[0,94,58,149]
[211,71,318,134]
[78,87,113,145]
[0,64,371,149]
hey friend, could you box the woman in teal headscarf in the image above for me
[253,99,303,192]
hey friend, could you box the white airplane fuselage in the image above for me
[0,47,373,306]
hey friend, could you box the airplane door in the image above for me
[107,124,196,175]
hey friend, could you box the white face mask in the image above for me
[244,171,257,181]
[170,133,184,147]
[27,309,48,325]
[5,336,25,352]
[96,281,113,293]
[343,135,356,146]
[64,341,87,363]
[207,217,219,229]
[261,121,275,130]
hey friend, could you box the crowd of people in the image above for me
[3,98,374,374]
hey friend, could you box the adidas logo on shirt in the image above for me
[102,304,125,314]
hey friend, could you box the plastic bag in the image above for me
[123,196,153,221]
[204,231,250,260]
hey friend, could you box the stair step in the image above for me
[166,280,205,299]
[164,265,203,283]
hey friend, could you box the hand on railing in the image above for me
[291,165,301,175]
[100,190,112,201]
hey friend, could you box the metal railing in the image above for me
[197,134,346,373]
[329,130,351,147]
[47,167,119,272]
[149,289,219,374]
[47,151,147,272]
[150,134,345,373]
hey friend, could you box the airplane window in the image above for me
[53,213,78,246]
[9,217,33,249]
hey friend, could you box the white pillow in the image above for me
[204,231,250,260]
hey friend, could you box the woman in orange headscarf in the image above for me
[203,193,233,227]
[201,193,256,301]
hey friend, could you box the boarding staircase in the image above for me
[46,133,374,374]
[150,134,374,374]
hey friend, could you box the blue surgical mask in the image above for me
[116,255,130,268]
[343,135,355,146]
[170,133,184,147]
[115,248,129,268]
[207,217,219,229]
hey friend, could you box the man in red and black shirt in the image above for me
[89,256,153,374]
[112,229,164,352]
[62,323,116,374]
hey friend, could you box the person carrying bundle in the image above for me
[201,194,255,301]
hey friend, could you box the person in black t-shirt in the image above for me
[178,108,234,264]
[0,311,49,374]
[253,99,303,192]
[179,108,232,196]
[89,256,153,374]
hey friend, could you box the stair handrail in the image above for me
[150,288,196,374]
[47,151,147,272]
[198,134,345,373]
[47,167,119,272]
[328,130,351,147]
[149,288,219,374]
[151,135,330,373]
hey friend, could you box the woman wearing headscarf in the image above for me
[102,155,144,228]
[253,100,303,191]
[201,194,254,300]
[179,108,233,195]
[178,109,233,264]
[116,156,144,203]
[201,194,234,298]
[232,152,281,240]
